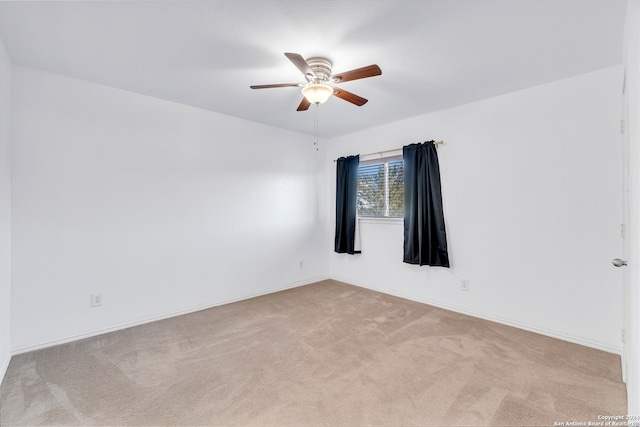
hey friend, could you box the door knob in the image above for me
[612,258,628,267]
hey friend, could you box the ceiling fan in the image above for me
[250,52,382,111]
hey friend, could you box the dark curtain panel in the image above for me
[335,155,360,254]
[403,142,450,267]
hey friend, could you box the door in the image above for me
[619,67,630,383]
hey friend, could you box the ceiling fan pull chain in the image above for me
[314,105,319,151]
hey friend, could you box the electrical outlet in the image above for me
[460,279,470,292]
[299,260,304,269]
[90,293,102,307]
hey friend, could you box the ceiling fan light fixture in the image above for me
[302,83,333,105]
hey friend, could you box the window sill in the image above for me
[358,217,403,225]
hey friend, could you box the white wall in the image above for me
[10,65,328,352]
[328,66,624,353]
[0,36,12,380]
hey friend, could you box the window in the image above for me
[357,156,404,218]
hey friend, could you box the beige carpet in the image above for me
[0,280,627,426]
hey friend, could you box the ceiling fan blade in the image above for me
[333,88,368,106]
[297,97,311,111]
[331,65,382,83]
[285,52,315,80]
[250,83,303,89]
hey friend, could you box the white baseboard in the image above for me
[332,276,622,356]
[12,276,329,356]
[12,275,621,357]
[0,354,10,386]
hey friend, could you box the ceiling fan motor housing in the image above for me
[306,57,332,83]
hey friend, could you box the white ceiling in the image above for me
[0,0,627,138]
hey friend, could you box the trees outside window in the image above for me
[357,157,403,218]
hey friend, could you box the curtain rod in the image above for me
[333,141,444,162]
